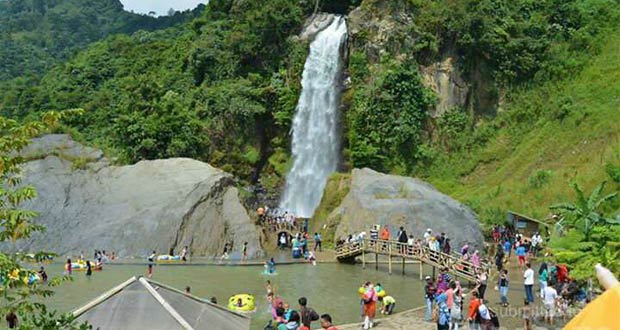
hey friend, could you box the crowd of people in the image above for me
[264,282,338,330]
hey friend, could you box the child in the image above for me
[379,295,396,315]
[320,314,338,330]
[65,258,72,276]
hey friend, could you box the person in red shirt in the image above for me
[468,291,482,329]
[380,225,390,240]
[320,314,338,330]
[380,225,390,251]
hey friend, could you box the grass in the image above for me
[422,32,620,221]
[309,172,351,248]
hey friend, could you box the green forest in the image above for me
[2,0,620,278]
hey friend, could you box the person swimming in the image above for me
[268,258,276,274]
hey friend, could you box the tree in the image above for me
[0,110,88,329]
[550,181,619,241]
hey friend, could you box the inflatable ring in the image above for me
[377,289,387,298]
[156,255,182,263]
[228,294,255,312]
[358,287,366,297]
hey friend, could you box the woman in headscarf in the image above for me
[435,292,451,330]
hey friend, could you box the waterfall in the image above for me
[279,16,347,218]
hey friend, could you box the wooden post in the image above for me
[419,261,423,280]
[388,242,392,275]
[375,251,378,270]
[362,241,366,269]
[402,257,405,275]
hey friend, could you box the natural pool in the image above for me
[43,261,428,329]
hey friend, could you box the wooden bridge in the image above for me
[335,238,489,282]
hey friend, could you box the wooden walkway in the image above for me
[335,238,489,282]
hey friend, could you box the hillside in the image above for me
[420,31,620,223]
[0,0,204,82]
[4,0,618,195]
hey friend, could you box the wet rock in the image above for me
[10,135,263,258]
[299,13,336,41]
[330,168,484,251]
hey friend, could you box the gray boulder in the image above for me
[331,168,483,251]
[11,135,262,258]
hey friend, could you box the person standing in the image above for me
[320,314,338,330]
[299,297,319,329]
[397,226,408,254]
[436,292,451,330]
[424,276,436,321]
[181,246,188,262]
[542,284,558,325]
[314,232,322,252]
[361,283,377,330]
[424,228,432,243]
[147,251,156,278]
[494,246,504,272]
[503,239,512,258]
[467,291,482,330]
[476,271,488,299]
[242,242,248,261]
[523,263,535,303]
[85,260,92,277]
[442,238,451,254]
[380,225,390,251]
[538,262,548,298]
[5,310,18,329]
[65,258,72,276]
[516,244,527,270]
[449,282,462,330]
[369,225,379,247]
[499,269,509,307]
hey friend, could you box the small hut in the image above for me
[507,211,550,238]
[72,276,250,330]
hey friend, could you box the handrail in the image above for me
[335,238,490,281]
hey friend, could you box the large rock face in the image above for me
[330,168,483,250]
[11,135,262,258]
[421,56,469,117]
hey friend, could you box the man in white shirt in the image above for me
[531,232,543,256]
[542,285,558,325]
[423,229,432,243]
[523,262,535,303]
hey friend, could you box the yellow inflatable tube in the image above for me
[228,294,255,312]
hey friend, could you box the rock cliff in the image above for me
[12,135,262,258]
[328,168,484,250]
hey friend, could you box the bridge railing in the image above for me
[336,238,490,280]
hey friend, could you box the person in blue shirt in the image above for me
[516,245,527,270]
[504,240,512,257]
[314,232,322,252]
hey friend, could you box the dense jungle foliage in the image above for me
[0,0,204,82]
[2,0,618,190]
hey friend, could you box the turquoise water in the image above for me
[43,261,427,328]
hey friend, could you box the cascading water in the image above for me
[279,16,347,218]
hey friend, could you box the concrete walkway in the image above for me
[338,307,434,330]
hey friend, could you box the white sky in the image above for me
[120,0,208,16]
